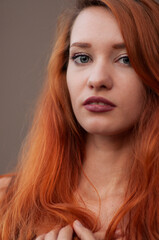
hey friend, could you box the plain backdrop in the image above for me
[0,0,74,174]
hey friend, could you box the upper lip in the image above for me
[83,96,116,107]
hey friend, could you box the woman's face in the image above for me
[66,6,145,136]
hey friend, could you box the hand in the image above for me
[73,222,126,240]
[73,220,96,240]
[35,220,96,240]
[35,225,73,239]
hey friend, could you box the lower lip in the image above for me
[84,104,115,112]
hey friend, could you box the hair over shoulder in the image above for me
[0,0,159,239]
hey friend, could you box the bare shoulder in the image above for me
[0,177,12,189]
[0,176,12,200]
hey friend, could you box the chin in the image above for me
[83,124,134,137]
[83,126,114,135]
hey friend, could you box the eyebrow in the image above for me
[70,42,91,48]
[70,42,126,50]
[112,43,126,49]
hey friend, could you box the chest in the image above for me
[36,196,124,239]
[79,195,125,239]
[82,194,124,224]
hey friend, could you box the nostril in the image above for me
[87,77,113,90]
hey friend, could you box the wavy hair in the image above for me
[0,0,159,239]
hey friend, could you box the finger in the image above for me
[45,229,58,240]
[73,220,95,240]
[114,228,126,240]
[35,234,45,240]
[57,225,73,240]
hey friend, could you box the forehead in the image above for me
[70,6,124,46]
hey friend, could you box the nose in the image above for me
[87,60,113,90]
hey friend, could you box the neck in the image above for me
[78,132,133,201]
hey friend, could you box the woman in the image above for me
[0,0,159,239]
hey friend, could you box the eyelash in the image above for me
[117,56,131,66]
[70,53,131,66]
[71,53,92,65]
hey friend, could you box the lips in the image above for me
[83,96,116,113]
[83,96,116,107]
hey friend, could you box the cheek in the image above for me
[66,71,73,96]
[66,69,83,104]
[119,73,145,105]
[66,80,76,104]
[121,84,145,122]
[66,67,75,92]
[66,76,78,113]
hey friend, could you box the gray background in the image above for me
[0,0,74,174]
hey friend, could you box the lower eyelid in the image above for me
[70,54,130,65]
[70,54,92,65]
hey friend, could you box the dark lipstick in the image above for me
[83,96,116,113]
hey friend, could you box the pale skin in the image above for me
[36,6,146,240]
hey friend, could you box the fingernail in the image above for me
[74,220,82,227]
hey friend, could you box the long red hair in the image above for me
[0,0,159,239]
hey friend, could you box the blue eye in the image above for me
[118,56,131,65]
[72,54,91,64]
